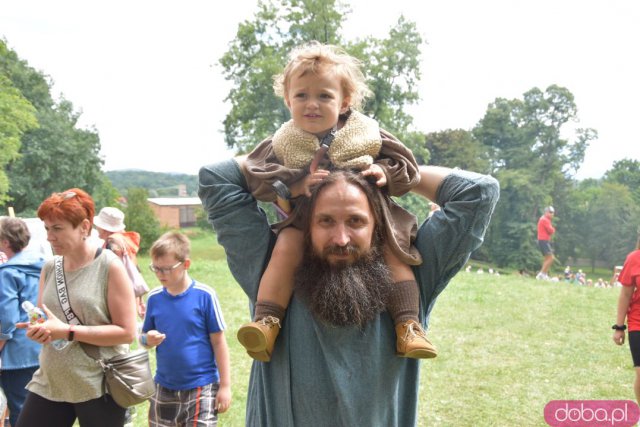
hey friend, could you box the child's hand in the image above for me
[290,170,330,198]
[145,330,166,348]
[215,384,232,414]
[360,164,387,187]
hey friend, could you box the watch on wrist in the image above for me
[67,324,76,341]
[612,324,627,331]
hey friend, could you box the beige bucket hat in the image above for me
[94,207,126,232]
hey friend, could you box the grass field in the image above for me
[128,229,632,426]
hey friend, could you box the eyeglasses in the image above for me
[148,261,183,274]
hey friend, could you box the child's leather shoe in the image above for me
[395,320,438,359]
[237,316,281,362]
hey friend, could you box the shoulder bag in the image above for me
[54,254,155,408]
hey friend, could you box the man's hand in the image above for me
[360,164,387,187]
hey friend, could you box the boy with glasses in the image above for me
[141,231,231,426]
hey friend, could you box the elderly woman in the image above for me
[16,189,137,427]
[0,217,45,427]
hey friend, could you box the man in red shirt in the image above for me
[536,206,556,280]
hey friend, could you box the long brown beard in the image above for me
[294,243,392,328]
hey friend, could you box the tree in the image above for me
[425,129,490,172]
[604,159,640,204]
[473,85,597,268]
[350,16,425,157]
[481,169,541,269]
[92,175,121,213]
[123,188,162,254]
[5,100,103,213]
[0,39,103,214]
[219,0,425,155]
[0,73,38,205]
[579,182,639,268]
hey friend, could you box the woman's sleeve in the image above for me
[375,129,421,197]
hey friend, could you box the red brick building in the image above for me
[147,197,202,228]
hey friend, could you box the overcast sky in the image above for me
[1,0,638,179]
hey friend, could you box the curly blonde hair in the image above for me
[273,41,373,111]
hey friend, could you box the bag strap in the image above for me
[54,256,82,326]
[53,254,102,360]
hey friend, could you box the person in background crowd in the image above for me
[0,245,6,425]
[536,206,556,280]
[16,189,136,427]
[94,207,148,318]
[0,217,45,427]
[141,231,231,426]
[612,235,640,406]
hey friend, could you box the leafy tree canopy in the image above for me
[0,39,104,214]
[124,187,162,254]
[425,129,490,173]
[473,85,598,269]
[604,158,640,204]
[0,72,38,204]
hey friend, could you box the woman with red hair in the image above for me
[16,188,137,427]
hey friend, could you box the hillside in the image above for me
[106,170,199,197]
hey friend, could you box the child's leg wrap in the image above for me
[386,280,420,325]
[253,300,286,323]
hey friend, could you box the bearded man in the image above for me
[198,158,499,427]
[293,170,400,330]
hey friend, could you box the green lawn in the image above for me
[129,230,631,426]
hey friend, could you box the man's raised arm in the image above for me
[411,165,500,322]
[411,166,456,202]
[198,157,274,302]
